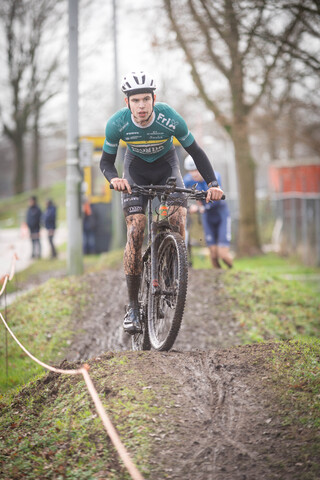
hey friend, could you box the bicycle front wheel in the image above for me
[148,232,188,351]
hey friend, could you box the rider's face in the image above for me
[125,93,155,126]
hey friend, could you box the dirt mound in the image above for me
[2,268,318,479]
[122,344,309,480]
[61,268,318,479]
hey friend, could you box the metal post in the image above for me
[111,0,126,249]
[279,176,284,252]
[67,0,83,275]
[301,179,308,264]
[290,171,297,252]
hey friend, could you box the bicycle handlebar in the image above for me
[109,182,226,200]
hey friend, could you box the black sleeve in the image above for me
[184,140,218,185]
[100,150,118,182]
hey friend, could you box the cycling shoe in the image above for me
[123,307,142,335]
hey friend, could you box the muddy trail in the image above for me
[55,268,316,480]
[66,269,240,360]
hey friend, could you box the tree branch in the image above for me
[247,10,302,113]
[164,0,230,128]
[241,0,267,60]
[187,0,230,79]
[282,39,320,72]
[199,0,228,45]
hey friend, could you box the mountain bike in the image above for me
[111,177,224,351]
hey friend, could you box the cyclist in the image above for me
[100,71,224,334]
[183,155,233,269]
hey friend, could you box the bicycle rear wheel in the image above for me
[131,257,151,351]
[148,232,188,351]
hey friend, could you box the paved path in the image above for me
[0,226,67,278]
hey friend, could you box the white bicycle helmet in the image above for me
[121,71,156,96]
[184,155,197,171]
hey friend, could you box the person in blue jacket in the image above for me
[183,156,233,269]
[82,198,96,255]
[26,196,42,259]
[44,199,57,258]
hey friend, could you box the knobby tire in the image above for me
[148,231,188,351]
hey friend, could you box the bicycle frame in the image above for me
[111,178,223,291]
[110,178,225,350]
[147,190,177,298]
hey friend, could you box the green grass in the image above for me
[271,339,320,430]
[234,252,319,274]
[5,256,67,294]
[192,248,320,273]
[0,353,172,479]
[0,277,86,394]
[0,248,126,395]
[82,249,124,272]
[222,268,320,343]
[5,249,124,295]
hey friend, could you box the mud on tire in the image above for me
[148,232,188,351]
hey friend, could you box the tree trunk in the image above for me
[231,118,261,256]
[14,135,25,194]
[31,113,40,189]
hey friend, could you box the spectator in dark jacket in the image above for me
[26,196,42,259]
[44,199,57,258]
[82,199,96,254]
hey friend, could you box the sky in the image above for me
[0,0,232,148]
[77,0,195,135]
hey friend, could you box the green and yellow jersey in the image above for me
[103,102,195,162]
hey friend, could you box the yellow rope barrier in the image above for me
[0,253,145,480]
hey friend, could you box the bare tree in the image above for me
[0,0,65,193]
[251,77,320,162]
[163,0,320,255]
[251,0,320,161]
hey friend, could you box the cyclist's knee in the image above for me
[126,213,145,225]
[169,206,186,236]
[126,214,145,244]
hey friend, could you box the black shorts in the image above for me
[121,146,186,216]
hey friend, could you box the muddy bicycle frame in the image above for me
[137,177,224,284]
[143,178,186,297]
[111,177,225,350]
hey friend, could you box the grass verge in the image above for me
[192,250,320,342]
[271,339,320,431]
[0,352,174,479]
[0,277,86,394]
[222,268,320,343]
[4,249,124,295]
